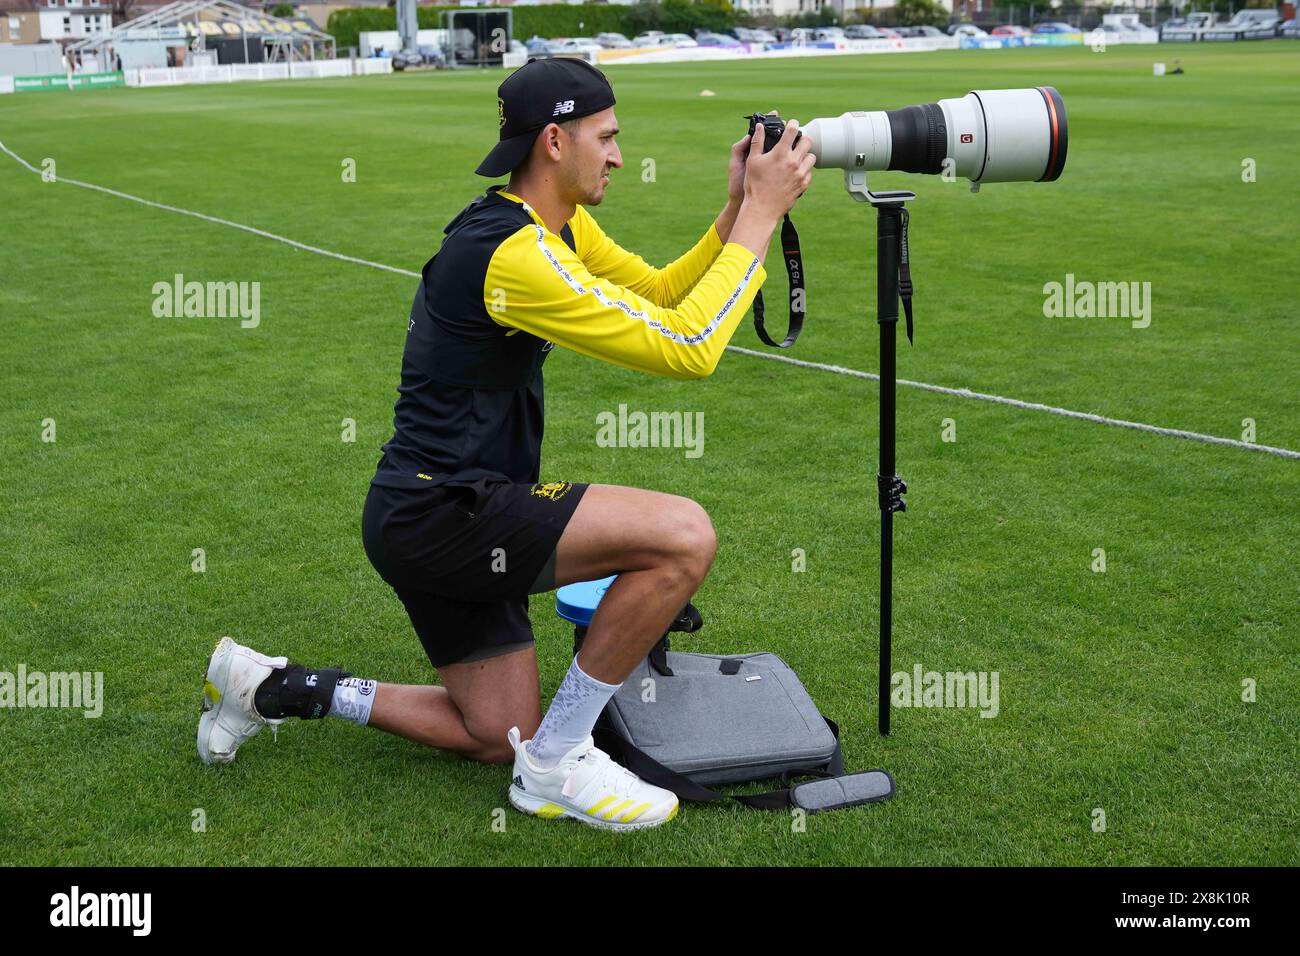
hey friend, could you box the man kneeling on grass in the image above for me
[197,57,812,831]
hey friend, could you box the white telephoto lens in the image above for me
[940,89,1064,183]
[804,87,1067,185]
[803,111,893,171]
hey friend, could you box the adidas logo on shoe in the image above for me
[512,775,524,790]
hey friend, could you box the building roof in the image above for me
[67,0,335,52]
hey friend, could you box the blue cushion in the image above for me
[555,575,619,626]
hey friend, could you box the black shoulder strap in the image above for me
[593,716,846,811]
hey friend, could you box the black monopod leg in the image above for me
[875,201,909,737]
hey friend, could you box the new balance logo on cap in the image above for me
[553,99,575,116]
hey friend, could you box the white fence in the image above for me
[124,57,391,88]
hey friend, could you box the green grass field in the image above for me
[2,41,1296,866]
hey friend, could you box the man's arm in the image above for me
[484,220,769,381]
[568,204,731,310]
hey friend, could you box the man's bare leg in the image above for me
[366,645,541,765]
[512,482,714,768]
[552,484,717,683]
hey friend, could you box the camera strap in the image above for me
[752,213,805,348]
[899,209,914,344]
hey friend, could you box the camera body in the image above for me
[746,111,803,153]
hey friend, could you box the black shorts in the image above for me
[362,478,589,668]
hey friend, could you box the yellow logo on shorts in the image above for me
[531,481,571,502]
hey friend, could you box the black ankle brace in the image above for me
[254,665,349,720]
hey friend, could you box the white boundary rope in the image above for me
[5,138,1296,462]
[727,348,1299,460]
[1,140,417,278]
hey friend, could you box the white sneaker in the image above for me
[197,636,287,766]
[506,727,680,831]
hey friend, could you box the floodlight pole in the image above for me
[848,176,915,737]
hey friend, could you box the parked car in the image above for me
[1094,20,1153,42]
[546,37,602,57]
[734,26,777,43]
[948,23,989,37]
[667,33,698,47]
[389,50,423,70]
[1204,10,1283,41]
[696,32,741,47]
[1161,12,1216,41]
[845,25,886,39]
[631,31,667,47]
[1282,19,1300,38]
[1032,22,1077,34]
[524,35,550,55]
[814,26,847,42]
[594,32,631,49]
[991,25,1031,37]
[875,27,903,39]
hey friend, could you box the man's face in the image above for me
[559,108,622,205]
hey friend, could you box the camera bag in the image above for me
[557,578,895,812]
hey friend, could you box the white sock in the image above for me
[526,656,621,769]
[329,677,377,725]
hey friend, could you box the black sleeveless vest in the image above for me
[371,186,577,490]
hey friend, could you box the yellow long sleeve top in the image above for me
[484,189,766,380]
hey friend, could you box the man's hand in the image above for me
[726,109,778,205]
[742,116,814,220]
[725,115,814,261]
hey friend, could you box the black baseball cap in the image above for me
[475,57,617,178]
